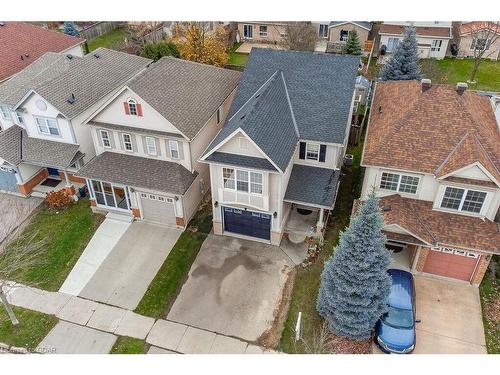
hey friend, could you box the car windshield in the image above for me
[382,306,414,329]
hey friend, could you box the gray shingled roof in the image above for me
[329,21,372,30]
[13,48,152,119]
[226,49,359,145]
[0,125,82,168]
[205,151,278,172]
[128,57,241,139]
[0,53,72,106]
[77,152,198,195]
[284,164,340,208]
[88,121,183,139]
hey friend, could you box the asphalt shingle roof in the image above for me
[77,152,198,195]
[284,164,340,208]
[205,151,278,172]
[128,57,241,140]
[329,21,372,30]
[11,48,152,119]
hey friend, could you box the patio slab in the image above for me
[29,291,72,315]
[114,311,155,340]
[209,334,248,354]
[147,346,176,354]
[176,326,217,354]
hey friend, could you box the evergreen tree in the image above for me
[343,29,362,55]
[63,22,80,37]
[379,26,422,81]
[316,192,392,341]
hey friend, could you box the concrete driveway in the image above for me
[374,275,487,354]
[167,235,294,345]
[79,221,181,309]
[0,193,42,244]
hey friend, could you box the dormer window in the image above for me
[124,98,143,116]
[440,186,487,214]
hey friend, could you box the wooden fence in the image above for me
[80,22,121,41]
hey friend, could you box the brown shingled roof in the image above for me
[362,80,500,184]
[0,22,84,81]
[379,24,451,38]
[379,194,500,254]
[459,21,500,36]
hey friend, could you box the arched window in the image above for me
[127,98,137,116]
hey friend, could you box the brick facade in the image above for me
[471,254,492,285]
[58,170,86,184]
[132,208,141,218]
[18,168,48,196]
[415,247,430,272]
[175,217,185,227]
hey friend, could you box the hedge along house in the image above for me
[0,49,151,197]
[77,57,241,228]
[201,49,359,245]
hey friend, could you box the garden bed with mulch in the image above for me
[330,334,372,354]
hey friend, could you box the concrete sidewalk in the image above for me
[59,218,131,295]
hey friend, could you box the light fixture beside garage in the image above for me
[214,201,218,207]
[174,196,179,201]
[273,212,277,218]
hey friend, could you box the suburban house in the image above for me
[0,48,151,197]
[237,21,331,44]
[327,21,373,54]
[458,21,500,60]
[201,49,359,245]
[77,57,241,228]
[360,79,500,285]
[378,21,452,59]
[0,21,85,82]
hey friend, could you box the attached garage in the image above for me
[139,192,176,226]
[0,166,18,193]
[423,247,480,282]
[222,206,271,241]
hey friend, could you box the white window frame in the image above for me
[471,38,491,51]
[0,106,11,120]
[169,140,179,159]
[340,29,350,42]
[100,130,111,148]
[145,136,157,155]
[387,37,400,52]
[306,143,320,161]
[223,167,236,190]
[222,167,263,196]
[15,111,24,125]
[250,171,263,195]
[35,116,60,136]
[122,133,133,152]
[127,98,138,116]
[318,24,328,38]
[243,24,253,39]
[216,106,223,125]
[379,171,420,195]
[439,186,487,214]
[259,25,268,37]
[431,39,443,52]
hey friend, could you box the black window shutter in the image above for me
[299,142,306,159]
[319,145,327,162]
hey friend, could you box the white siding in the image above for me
[62,43,85,58]
[379,34,450,59]
[217,130,267,158]
[293,142,341,169]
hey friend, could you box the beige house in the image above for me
[328,21,371,44]
[458,22,500,60]
[237,22,288,44]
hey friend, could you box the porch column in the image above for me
[63,170,71,187]
[316,209,325,236]
[62,169,77,200]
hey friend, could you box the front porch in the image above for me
[283,204,328,243]
[31,168,86,198]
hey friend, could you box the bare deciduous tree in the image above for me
[284,22,318,52]
[295,322,333,354]
[462,21,500,83]
[0,199,46,325]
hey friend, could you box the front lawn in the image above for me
[87,27,128,51]
[6,199,104,291]
[0,306,58,351]
[110,336,147,354]
[134,200,213,319]
[279,138,365,353]
[480,255,500,354]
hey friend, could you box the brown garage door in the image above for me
[423,249,479,281]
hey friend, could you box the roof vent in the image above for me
[382,206,392,212]
[456,82,467,95]
[378,105,383,114]
[67,93,76,104]
[421,78,432,92]
[240,115,246,120]
[66,54,73,60]
[0,22,5,27]
[93,53,100,59]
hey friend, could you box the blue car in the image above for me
[375,269,417,354]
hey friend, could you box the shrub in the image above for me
[45,189,74,209]
[141,42,180,61]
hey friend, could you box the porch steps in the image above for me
[31,191,47,199]
[106,212,134,223]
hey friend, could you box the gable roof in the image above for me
[363,80,500,184]
[127,57,241,140]
[0,22,84,81]
[460,22,500,36]
[13,48,152,119]
[329,21,372,30]
[379,24,451,38]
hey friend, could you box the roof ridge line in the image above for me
[434,131,469,175]
[470,131,500,177]
[279,71,300,138]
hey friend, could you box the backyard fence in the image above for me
[80,22,121,41]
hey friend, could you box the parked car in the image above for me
[375,269,417,354]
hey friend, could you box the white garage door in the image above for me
[139,193,176,226]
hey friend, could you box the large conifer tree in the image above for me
[316,192,391,340]
[379,26,422,81]
[343,29,362,55]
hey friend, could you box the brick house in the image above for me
[360,79,500,285]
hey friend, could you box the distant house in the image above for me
[237,22,288,44]
[379,22,452,59]
[328,21,372,44]
[0,21,85,82]
[458,22,500,60]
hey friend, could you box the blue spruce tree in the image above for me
[63,22,80,37]
[316,192,391,340]
[379,26,422,81]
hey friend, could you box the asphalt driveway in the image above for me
[79,221,181,309]
[0,193,42,244]
[167,235,294,345]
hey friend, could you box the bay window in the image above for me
[169,140,179,159]
[100,130,111,148]
[236,170,249,191]
[379,172,419,194]
[440,186,487,214]
[122,133,133,151]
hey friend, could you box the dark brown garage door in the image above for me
[423,249,479,281]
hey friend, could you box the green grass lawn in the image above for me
[110,336,147,354]
[87,27,128,51]
[480,255,500,354]
[6,199,104,291]
[279,138,365,354]
[228,42,249,66]
[134,200,213,319]
[0,306,58,351]
[421,58,500,91]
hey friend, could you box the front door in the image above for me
[243,24,253,39]
[47,168,60,177]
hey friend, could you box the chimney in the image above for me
[456,82,468,95]
[421,78,432,92]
